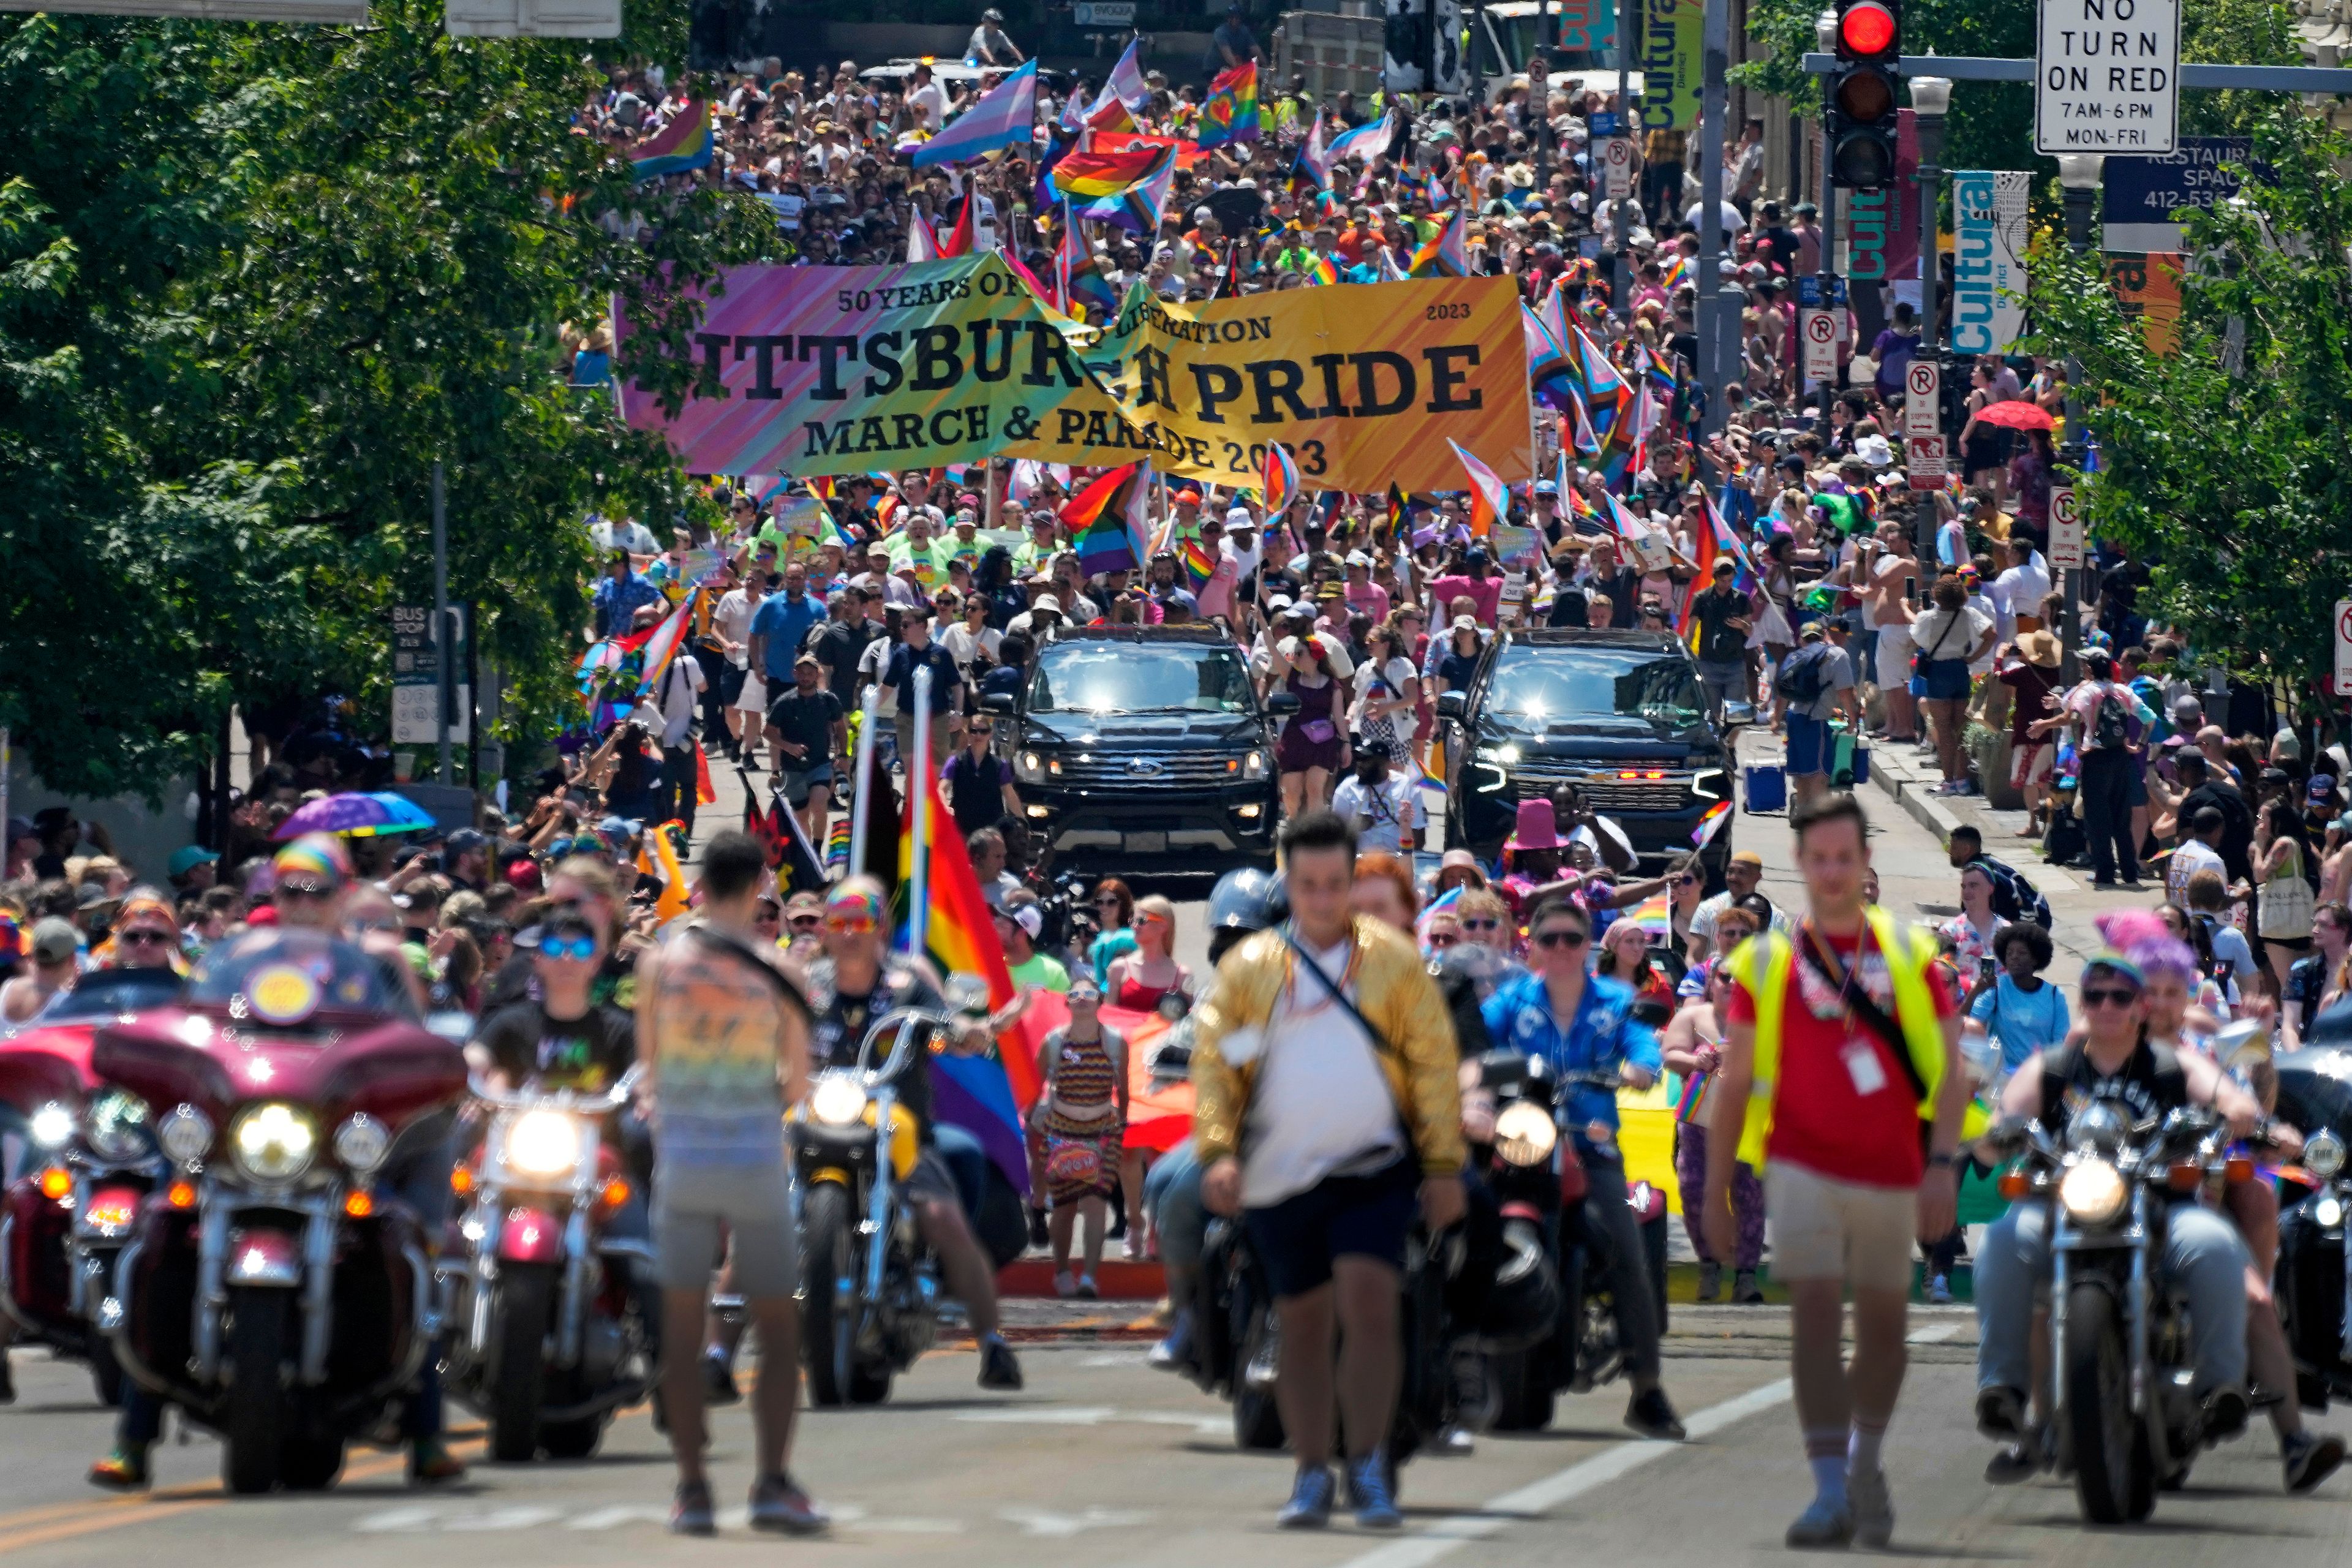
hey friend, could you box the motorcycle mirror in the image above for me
[2214,1018,2272,1075]
[944,972,992,1016]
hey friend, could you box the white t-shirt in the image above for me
[908,79,949,131]
[650,654,707,747]
[939,620,1001,676]
[858,637,899,717]
[1332,772,1423,854]
[712,589,760,669]
[2166,839,2227,908]
[1354,655,1420,741]
[1235,935,1404,1205]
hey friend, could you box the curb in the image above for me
[1864,752,1963,851]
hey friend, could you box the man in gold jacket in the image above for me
[1189,810,1464,1532]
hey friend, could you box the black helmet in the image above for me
[1205,867,1286,967]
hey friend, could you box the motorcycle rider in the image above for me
[1144,867,1283,1373]
[92,891,184,973]
[800,877,1025,1393]
[1191,810,1466,1531]
[1480,890,1687,1441]
[635,830,827,1536]
[1973,952,2259,1477]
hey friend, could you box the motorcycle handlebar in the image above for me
[853,1008,967,1084]
[467,1063,642,1115]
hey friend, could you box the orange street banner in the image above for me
[2105,251,2184,355]
[1027,271,1533,494]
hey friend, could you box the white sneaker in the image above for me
[1054,1270,1077,1298]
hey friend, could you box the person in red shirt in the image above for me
[1702,793,1964,1551]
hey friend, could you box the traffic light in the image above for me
[1826,0,1900,189]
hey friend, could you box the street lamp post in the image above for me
[1812,9,1837,439]
[2057,152,2105,687]
[1532,0,1550,193]
[1612,0,1637,321]
[1907,74,1950,567]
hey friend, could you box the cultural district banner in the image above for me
[614,255,1530,494]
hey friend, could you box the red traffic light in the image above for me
[1839,1,1897,57]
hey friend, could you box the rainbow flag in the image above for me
[1447,440,1507,536]
[1060,461,1151,576]
[630,101,713,181]
[1692,799,1733,851]
[1659,252,1692,293]
[824,815,852,875]
[1261,442,1299,514]
[1069,146,1177,234]
[1047,141,1170,202]
[895,780,1039,1194]
[1523,302,1580,414]
[1197,61,1260,147]
[1178,534,1218,591]
[1408,205,1470,277]
[1627,892,1673,940]
[1676,508,1718,652]
[1303,252,1339,285]
[1057,207,1120,322]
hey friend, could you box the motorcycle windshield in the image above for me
[190,929,418,1025]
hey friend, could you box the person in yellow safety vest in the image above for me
[1700,792,1965,1553]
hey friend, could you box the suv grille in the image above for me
[1508,755,1702,813]
[1050,753,1245,788]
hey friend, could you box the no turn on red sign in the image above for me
[2335,598,2352,695]
[1602,138,1635,200]
[1904,360,1940,437]
[1801,308,1839,380]
[2048,485,2084,568]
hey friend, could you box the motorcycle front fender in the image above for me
[497,1207,565,1265]
[223,1226,301,1287]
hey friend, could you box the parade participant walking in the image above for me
[1031,978,1127,1298]
[1191,810,1466,1530]
[635,831,827,1537]
[1484,894,1687,1436]
[1703,793,1966,1548]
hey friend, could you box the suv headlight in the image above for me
[1493,1101,1558,1167]
[502,1109,586,1180]
[231,1103,317,1183]
[1476,743,1521,766]
[2059,1160,2128,1226]
[1242,749,1268,781]
[810,1073,869,1128]
[1014,750,1047,783]
[29,1101,75,1151]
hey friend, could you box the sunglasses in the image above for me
[1068,990,1101,1006]
[1093,896,1123,908]
[276,881,334,902]
[1674,873,1700,887]
[755,907,782,923]
[117,929,173,948]
[1136,911,1169,926]
[539,934,597,962]
[1531,928,1589,950]
[826,913,879,935]
[2081,987,2141,1009]
[1461,918,1500,932]
[788,914,823,930]
[1425,932,1460,950]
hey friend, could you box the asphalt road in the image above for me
[2,1303,2347,1567]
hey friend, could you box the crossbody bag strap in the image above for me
[1277,925,1417,1152]
[1795,925,1931,1106]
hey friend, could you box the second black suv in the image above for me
[1437,627,1738,875]
[981,625,1289,874]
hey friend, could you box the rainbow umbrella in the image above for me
[271,791,438,841]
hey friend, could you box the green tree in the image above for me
[2024,108,2352,704]
[0,3,778,798]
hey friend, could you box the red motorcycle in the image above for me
[0,969,182,1404]
[92,929,466,1493]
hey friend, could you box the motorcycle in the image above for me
[0,970,181,1404]
[1467,1056,1666,1433]
[439,1069,652,1461]
[2276,1122,2352,1414]
[790,983,988,1408]
[1978,1100,2259,1522]
[91,929,466,1493]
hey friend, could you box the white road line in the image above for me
[1332,1379,1795,1568]
[1907,1322,1964,1344]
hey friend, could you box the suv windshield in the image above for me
[1028,641,1255,715]
[1483,644,1706,727]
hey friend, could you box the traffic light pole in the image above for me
[1696,0,1733,435]
[1814,9,1838,441]
[1910,83,1945,567]
[1611,0,1636,321]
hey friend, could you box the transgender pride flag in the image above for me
[913,59,1038,169]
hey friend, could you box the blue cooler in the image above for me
[1743,764,1788,813]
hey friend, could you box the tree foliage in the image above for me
[0,2,779,797]
[2024,110,2352,701]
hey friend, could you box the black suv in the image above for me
[1437,627,1738,874]
[980,625,1289,873]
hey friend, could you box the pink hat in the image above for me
[1504,799,1563,853]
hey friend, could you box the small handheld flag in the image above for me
[1447,441,1508,537]
[630,102,713,181]
[1260,442,1299,515]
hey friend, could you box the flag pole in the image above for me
[908,665,933,957]
[850,682,880,880]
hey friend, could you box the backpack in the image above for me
[1774,643,1835,707]
[2090,687,2131,750]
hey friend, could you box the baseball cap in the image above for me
[168,845,221,879]
[1451,613,1477,632]
[31,918,78,964]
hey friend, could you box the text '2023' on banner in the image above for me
[615,255,1531,494]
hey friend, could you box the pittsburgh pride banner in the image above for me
[616,255,1530,495]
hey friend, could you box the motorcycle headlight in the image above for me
[1242,749,1268,781]
[333,1114,391,1176]
[810,1073,869,1128]
[84,1091,149,1163]
[1493,1101,1559,1167]
[2059,1159,2128,1227]
[157,1104,214,1165]
[502,1109,585,1180]
[2306,1129,2346,1180]
[2316,1196,2345,1229]
[28,1101,75,1151]
[230,1102,317,1184]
